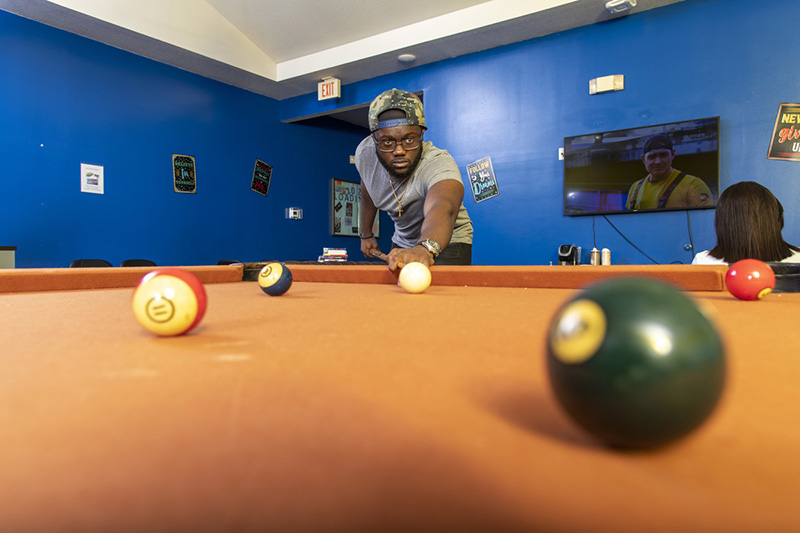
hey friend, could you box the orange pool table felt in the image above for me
[0,264,798,532]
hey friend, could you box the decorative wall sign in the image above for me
[768,103,800,161]
[80,163,104,194]
[330,179,379,238]
[172,154,196,193]
[251,159,273,197]
[466,156,500,203]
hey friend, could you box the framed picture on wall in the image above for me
[330,179,379,238]
[250,159,273,197]
[465,156,500,203]
[767,103,800,161]
[172,154,197,193]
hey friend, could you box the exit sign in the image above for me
[318,77,341,100]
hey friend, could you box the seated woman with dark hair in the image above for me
[693,181,800,264]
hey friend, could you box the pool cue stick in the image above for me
[372,251,406,269]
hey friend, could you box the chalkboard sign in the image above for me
[465,156,500,203]
[172,154,196,193]
[251,159,273,197]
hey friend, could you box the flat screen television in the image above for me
[563,117,720,216]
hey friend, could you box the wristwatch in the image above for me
[416,238,441,258]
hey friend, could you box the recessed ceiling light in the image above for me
[605,0,636,14]
[397,53,417,65]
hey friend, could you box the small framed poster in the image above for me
[251,159,273,197]
[767,103,800,161]
[172,154,196,193]
[466,156,500,203]
[80,163,104,195]
[330,179,379,238]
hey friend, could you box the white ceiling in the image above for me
[0,0,685,100]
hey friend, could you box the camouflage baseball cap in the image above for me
[368,89,426,132]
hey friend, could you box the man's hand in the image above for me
[386,246,433,272]
[360,236,380,259]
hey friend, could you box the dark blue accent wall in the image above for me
[3,0,800,267]
[283,0,800,266]
[0,10,367,268]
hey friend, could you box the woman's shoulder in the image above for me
[692,250,727,265]
[780,249,800,263]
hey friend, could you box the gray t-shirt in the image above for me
[355,136,473,248]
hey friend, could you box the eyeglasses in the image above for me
[373,135,421,152]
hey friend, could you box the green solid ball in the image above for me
[546,278,726,449]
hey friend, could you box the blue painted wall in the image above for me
[283,0,800,266]
[0,10,368,268]
[3,0,799,268]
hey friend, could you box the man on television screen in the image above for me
[625,134,714,210]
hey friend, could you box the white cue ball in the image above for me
[398,262,432,294]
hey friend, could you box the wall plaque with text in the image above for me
[250,159,273,197]
[768,103,800,161]
[466,156,500,203]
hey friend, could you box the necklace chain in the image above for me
[388,177,411,217]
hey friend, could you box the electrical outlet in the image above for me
[286,207,303,220]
